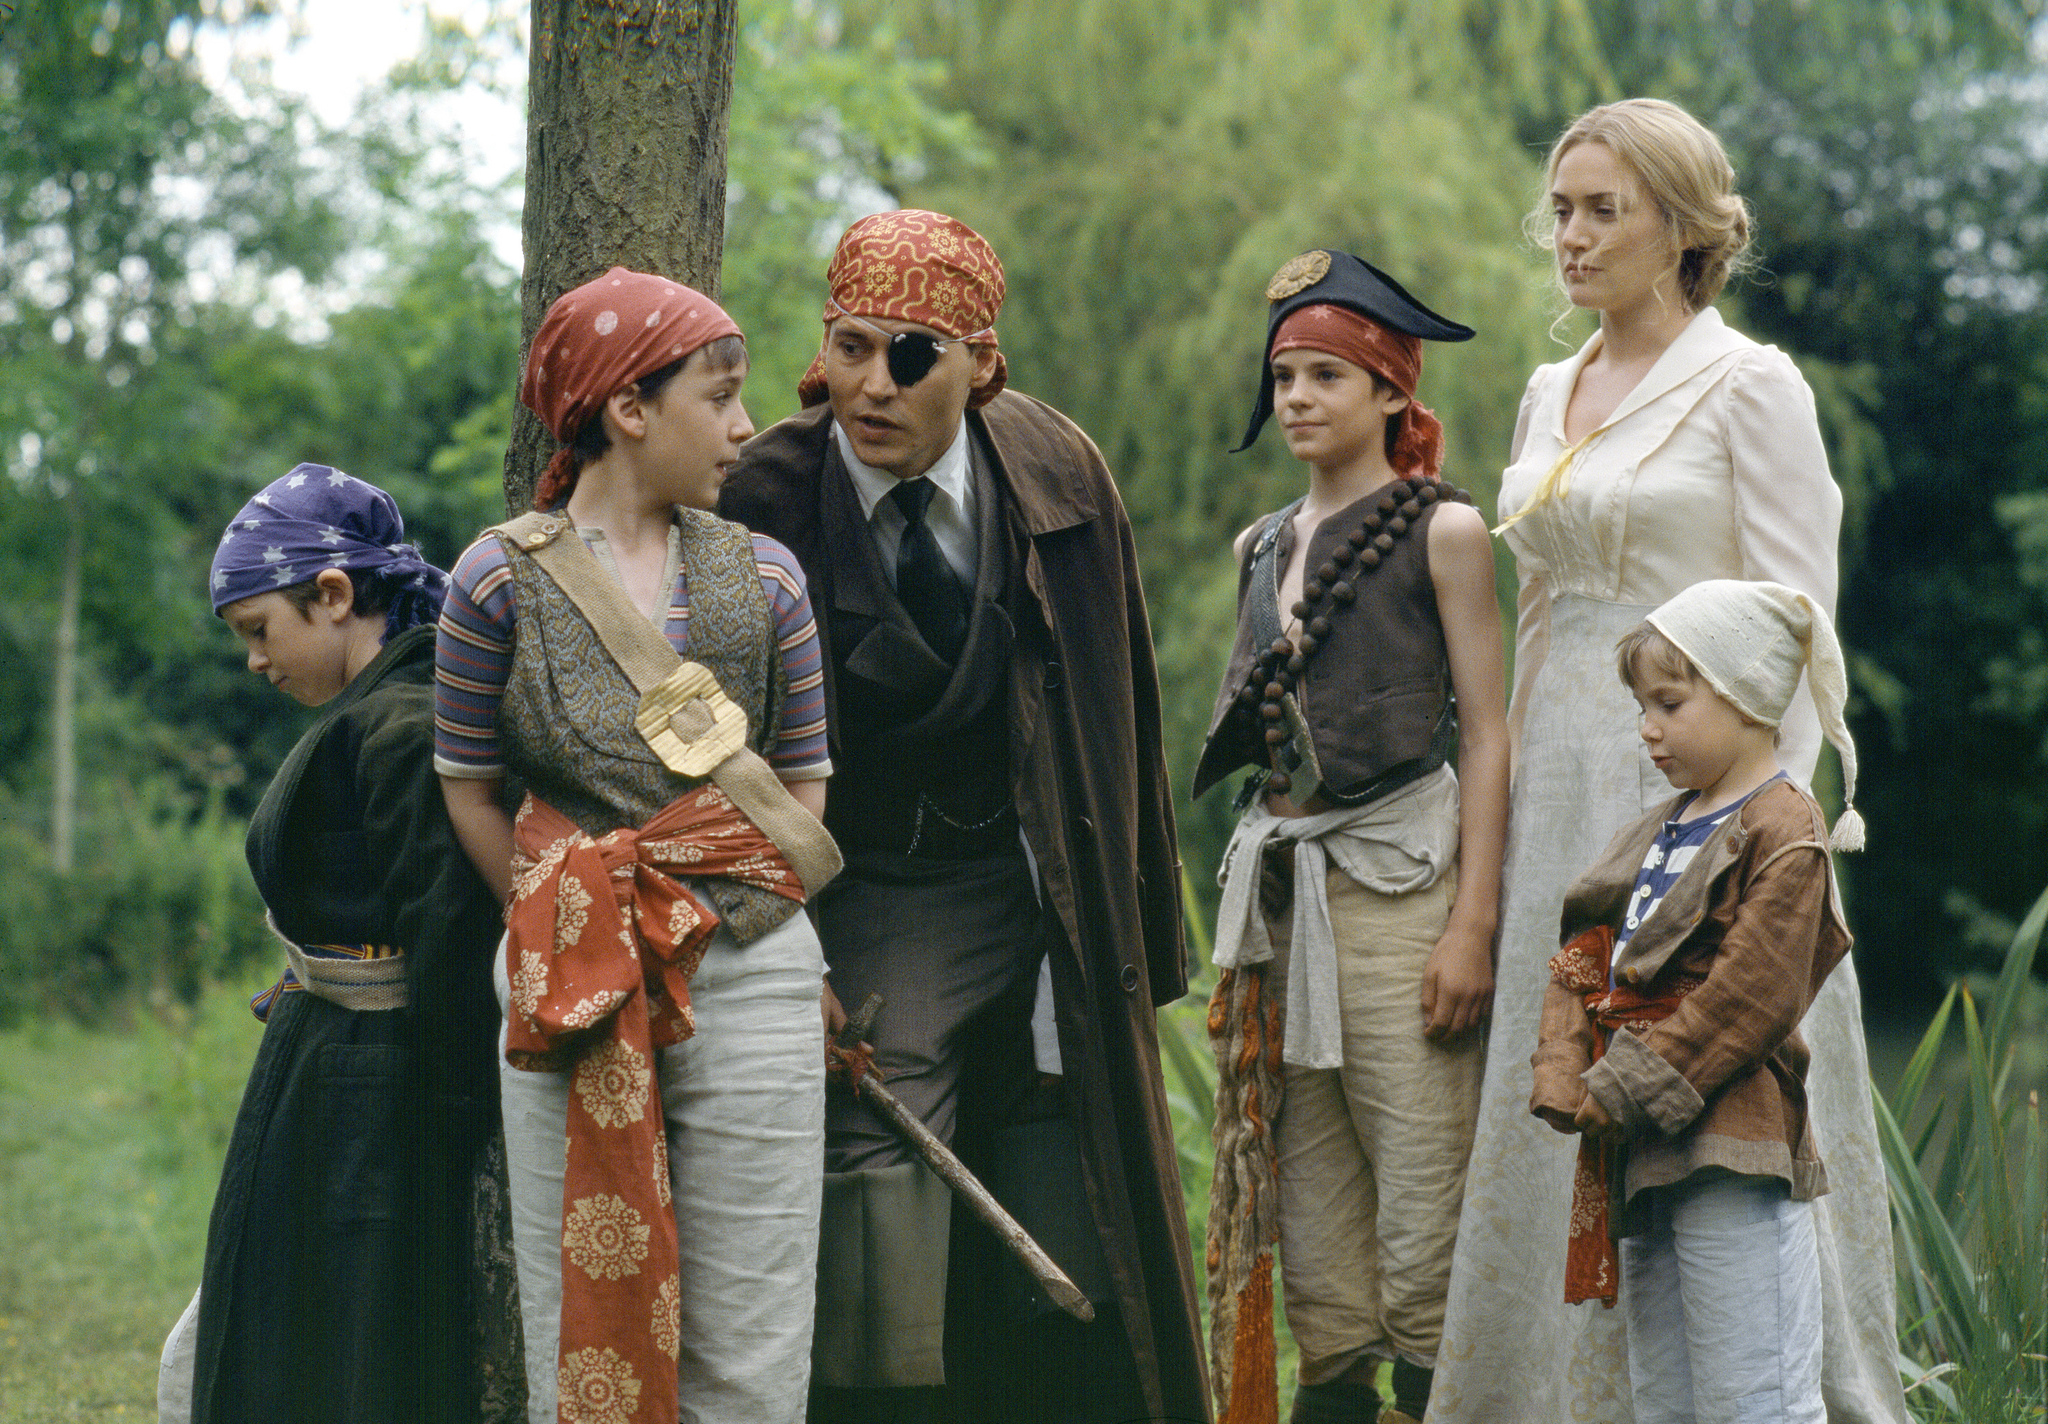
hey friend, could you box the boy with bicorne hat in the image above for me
[1196,250,1509,1424]
[721,211,1206,1424]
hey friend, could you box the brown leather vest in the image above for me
[1193,492,1450,803]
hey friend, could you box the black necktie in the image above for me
[888,478,970,662]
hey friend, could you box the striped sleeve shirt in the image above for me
[432,526,830,782]
[1611,773,1787,978]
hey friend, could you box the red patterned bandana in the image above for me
[520,268,742,510]
[796,209,1007,408]
[1548,924,1706,1308]
[1270,304,1446,480]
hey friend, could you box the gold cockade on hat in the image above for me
[1266,250,1332,301]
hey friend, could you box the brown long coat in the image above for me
[1530,779,1851,1218]
[722,392,1208,1422]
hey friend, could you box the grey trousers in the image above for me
[811,850,1042,1388]
[496,913,826,1424]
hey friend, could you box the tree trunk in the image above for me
[50,483,81,874]
[503,0,739,513]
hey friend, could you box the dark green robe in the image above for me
[191,625,506,1424]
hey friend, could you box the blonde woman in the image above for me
[1430,99,1908,1423]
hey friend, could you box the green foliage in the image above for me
[723,0,985,427]
[0,1,525,1020]
[846,0,1583,901]
[0,0,990,1024]
[0,0,349,605]
[0,775,269,1027]
[1878,886,2048,1421]
[1552,1,2048,999]
[836,0,2048,991]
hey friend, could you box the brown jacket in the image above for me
[1530,779,1851,1216]
[721,392,1206,1422]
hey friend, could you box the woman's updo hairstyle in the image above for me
[1542,98,1754,312]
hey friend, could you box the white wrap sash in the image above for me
[1211,765,1459,1068]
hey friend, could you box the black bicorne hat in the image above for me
[1232,249,1475,453]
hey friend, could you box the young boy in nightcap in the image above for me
[1194,250,1509,1424]
[1531,578,1866,1424]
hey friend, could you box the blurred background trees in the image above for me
[0,0,520,1012]
[0,0,2043,1021]
[837,0,2048,1010]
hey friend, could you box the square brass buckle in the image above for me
[634,662,749,777]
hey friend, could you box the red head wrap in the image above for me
[796,209,1007,409]
[1270,304,1446,480]
[519,267,743,510]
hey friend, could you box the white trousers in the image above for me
[497,913,826,1424]
[158,1287,201,1423]
[1620,1174,1824,1424]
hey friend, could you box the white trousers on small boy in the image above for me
[1272,867,1483,1383]
[496,913,825,1424]
[1620,1173,1824,1424]
[158,1287,200,1423]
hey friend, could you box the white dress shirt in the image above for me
[833,418,979,584]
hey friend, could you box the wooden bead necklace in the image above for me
[1234,476,1475,796]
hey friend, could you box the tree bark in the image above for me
[503,0,739,514]
[50,483,81,874]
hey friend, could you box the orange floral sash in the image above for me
[1548,925,1704,1307]
[505,784,805,1424]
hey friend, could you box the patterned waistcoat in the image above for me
[497,506,794,943]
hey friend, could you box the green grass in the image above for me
[0,963,267,1423]
[4,891,2042,1423]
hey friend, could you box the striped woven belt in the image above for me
[249,914,406,1019]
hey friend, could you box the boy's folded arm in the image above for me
[1581,1031,1700,1136]
[1585,839,1835,1137]
[1529,975,1596,1121]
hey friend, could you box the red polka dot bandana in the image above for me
[796,210,1007,408]
[519,267,742,509]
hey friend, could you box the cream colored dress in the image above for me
[1428,307,1907,1423]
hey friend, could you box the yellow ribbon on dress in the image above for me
[1493,425,1607,536]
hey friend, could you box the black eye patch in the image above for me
[885,330,946,387]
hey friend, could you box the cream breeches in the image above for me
[1272,867,1484,1383]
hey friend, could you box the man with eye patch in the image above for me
[722,210,1207,1424]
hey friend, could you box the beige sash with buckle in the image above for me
[490,510,843,897]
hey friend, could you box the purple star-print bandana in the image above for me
[210,464,450,637]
